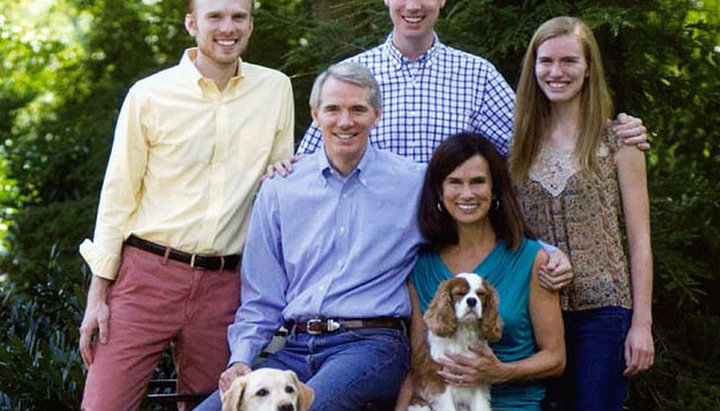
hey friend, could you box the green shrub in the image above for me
[0,248,85,411]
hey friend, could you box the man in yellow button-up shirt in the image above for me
[77,0,294,409]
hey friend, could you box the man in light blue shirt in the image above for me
[195,62,426,411]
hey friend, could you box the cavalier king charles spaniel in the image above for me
[409,273,503,411]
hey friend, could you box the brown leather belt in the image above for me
[125,235,241,271]
[288,317,405,335]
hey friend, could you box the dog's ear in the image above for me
[221,377,246,411]
[480,280,503,343]
[424,278,458,337]
[288,371,314,411]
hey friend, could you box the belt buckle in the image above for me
[306,318,341,334]
[306,318,324,335]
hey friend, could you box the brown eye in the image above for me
[285,385,295,394]
[256,388,269,397]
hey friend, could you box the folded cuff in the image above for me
[79,239,121,280]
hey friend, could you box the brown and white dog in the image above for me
[221,368,314,411]
[409,273,503,411]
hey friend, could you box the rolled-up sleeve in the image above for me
[79,88,149,280]
[228,181,288,366]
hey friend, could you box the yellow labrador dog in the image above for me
[221,368,314,411]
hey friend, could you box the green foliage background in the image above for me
[0,0,717,410]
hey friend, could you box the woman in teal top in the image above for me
[396,133,565,411]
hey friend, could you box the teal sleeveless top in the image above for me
[410,238,544,411]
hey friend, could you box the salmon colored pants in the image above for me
[81,246,240,411]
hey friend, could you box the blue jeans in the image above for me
[194,327,410,411]
[544,306,631,411]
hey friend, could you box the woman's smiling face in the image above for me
[535,34,589,106]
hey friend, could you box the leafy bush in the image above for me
[626,170,720,410]
[0,248,85,411]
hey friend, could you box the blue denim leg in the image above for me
[549,306,631,411]
[302,328,410,411]
[193,389,221,411]
[257,332,315,382]
[193,327,409,411]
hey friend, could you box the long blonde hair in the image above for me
[510,16,613,185]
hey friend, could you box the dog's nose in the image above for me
[466,297,477,307]
[278,403,294,411]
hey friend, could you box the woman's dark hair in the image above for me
[419,132,532,251]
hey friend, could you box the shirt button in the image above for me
[343,193,349,199]
[337,261,343,267]
[339,227,346,234]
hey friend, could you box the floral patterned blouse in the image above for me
[516,130,632,311]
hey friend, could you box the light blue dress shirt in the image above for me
[228,145,426,366]
[297,34,515,162]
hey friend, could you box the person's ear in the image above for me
[184,13,197,36]
[311,109,320,125]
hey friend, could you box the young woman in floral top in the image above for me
[509,16,654,411]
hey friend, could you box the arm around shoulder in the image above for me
[504,249,565,382]
[613,113,650,151]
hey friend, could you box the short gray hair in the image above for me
[309,62,382,111]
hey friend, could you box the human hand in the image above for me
[219,362,252,393]
[393,374,414,411]
[262,155,304,180]
[79,277,111,368]
[623,324,654,377]
[613,113,650,151]
[539,249,573,291]
[436,344,509,386]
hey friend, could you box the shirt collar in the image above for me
[382,32,443,69]
[179,48,246,94]
[316,145,375,187]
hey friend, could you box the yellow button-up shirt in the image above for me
[79,49,294,280]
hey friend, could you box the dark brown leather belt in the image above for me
[288,317,405,335]
[125,235,241,271]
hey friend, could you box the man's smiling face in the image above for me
[385,0,446,45]
[185,0,254,70]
